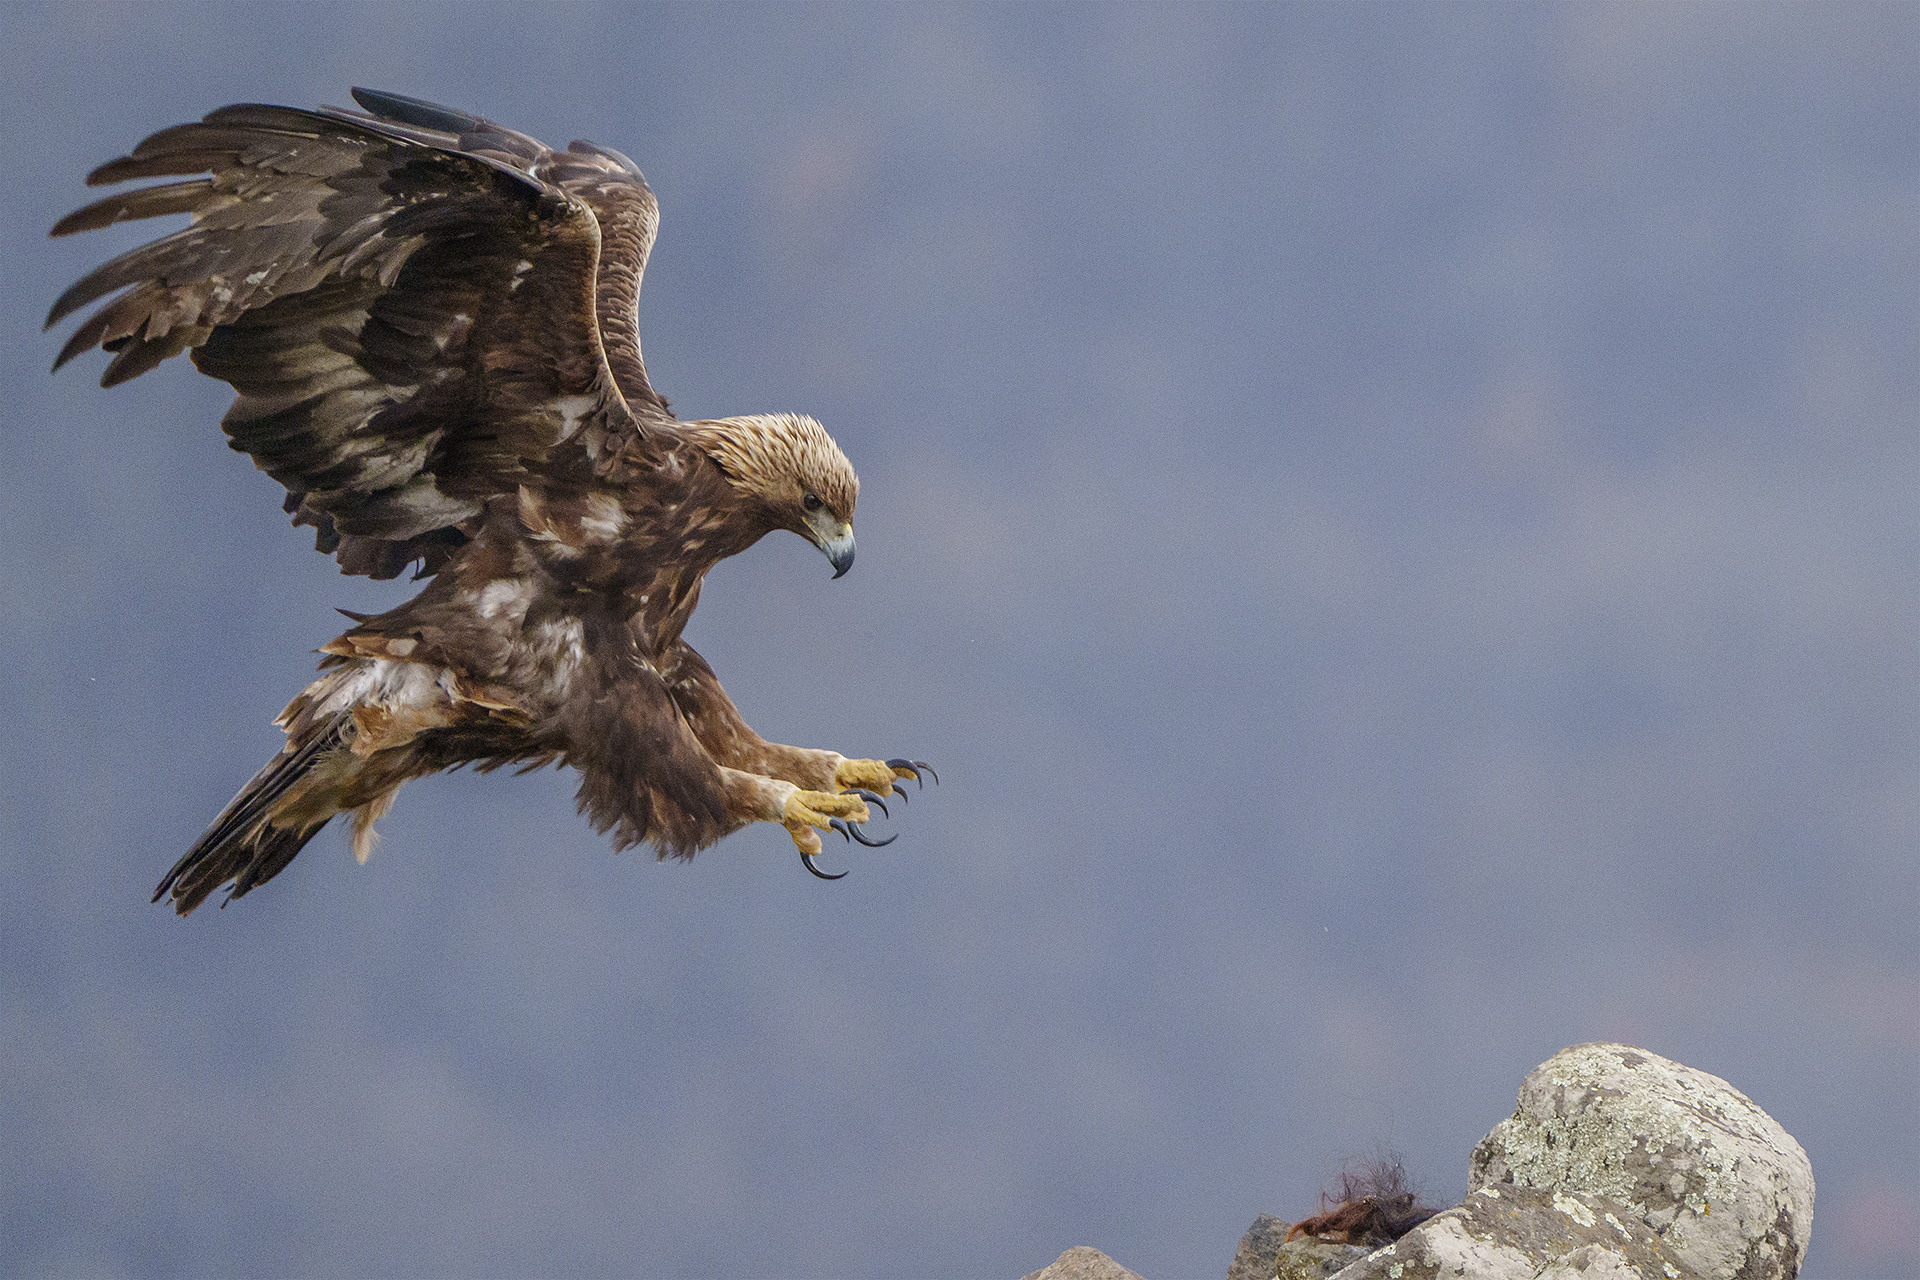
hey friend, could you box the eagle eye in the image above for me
[803,492,823,512]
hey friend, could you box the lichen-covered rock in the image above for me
[1328,1185,1701,1280]
[1224,1212,1369,1280]
[1020,1245,1146,1280]
[1533,1243,1672,1278]
[1468,1043,1813,1280]
[1275,1236,1372,1278]
[1226,1213,1289,1280]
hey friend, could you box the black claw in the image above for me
[828,817,854,842]
[849,788,889,817]
[887,757,939,788]
[846,822,897,848]
[891,783,909,804]
[801,849,848,880]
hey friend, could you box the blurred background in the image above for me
[4,4,1916,1277]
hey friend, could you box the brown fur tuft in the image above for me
[1285,1155,1439,1246]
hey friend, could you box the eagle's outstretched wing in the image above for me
[47,89,667,579]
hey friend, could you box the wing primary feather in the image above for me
[101,331,192,387]
[47,214,313,328]
[84,111,326,187]
[351,87,481,136]
[50,311,110,369]
[49,180,222,237]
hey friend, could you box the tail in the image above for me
[155,715,349,915]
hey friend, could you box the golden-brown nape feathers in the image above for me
[687,413,858,516]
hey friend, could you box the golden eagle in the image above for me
[48,88,934,912]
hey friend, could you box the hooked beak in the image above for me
[806,511,856,578]
[828,536,855,578]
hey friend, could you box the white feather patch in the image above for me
[553,394,598,441]
[315,658,444,718]
[530,619,586,694]
[476,578,533,621]
[579,493,626,540]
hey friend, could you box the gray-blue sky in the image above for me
[3,4,1915,1277]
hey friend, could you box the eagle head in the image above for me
[691,413,860,576]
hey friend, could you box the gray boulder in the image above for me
[1328,1185,1699,1280]
[1469,1042,1813,1280]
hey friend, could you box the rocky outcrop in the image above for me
[1226,1214,1291,1280]
[1277,1237,1371,1279]
[1036,1044,1812,1280]
[1467,1043,1813,1280]
[1020,1245,1146,1280]
[1327,1185,1699,1280]
[1225,1214,1369,1280]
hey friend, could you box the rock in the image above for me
[1020,1245,1146,1280]
[1276,1236,1372,1278]
[1328,1185,1701,1280]
[1226,1214,1289,1280]
[1533,1242,1672,1278]
[1226,1213,1370,1280]
[1468,1042,1814,1280]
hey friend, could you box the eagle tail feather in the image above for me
[156,715,348,915]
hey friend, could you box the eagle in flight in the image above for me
[48,88,934,913]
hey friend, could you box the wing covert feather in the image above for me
[345,88,671,419]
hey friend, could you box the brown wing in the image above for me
[344,89,672,419]
[47,94,656,579]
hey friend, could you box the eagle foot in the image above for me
[834,756,939,804]
[783,788,878,879]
